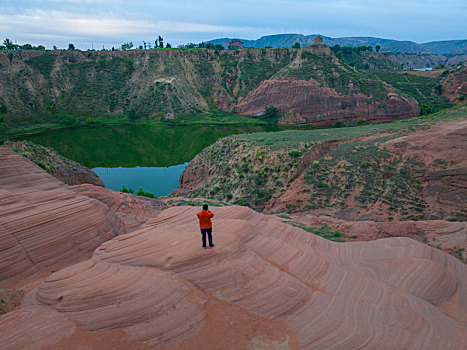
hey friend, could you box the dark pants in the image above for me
[200,228,213,247]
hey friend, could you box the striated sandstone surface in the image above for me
[295,215,467,261]
[1,205,465,349]
[4,141,104,187]
[72,184,167,233]
[0,148,165,287]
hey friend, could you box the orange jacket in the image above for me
[197,210,214,229]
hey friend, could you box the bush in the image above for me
[288,149,302,158]
[136,187,156,198]
[264,105,278,118]
[120,185,134,194]
[0,102,7,114]
[421,104,431,115]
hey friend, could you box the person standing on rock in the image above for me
[197,204,215,249]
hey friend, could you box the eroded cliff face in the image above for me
[232,78,419,124]
[442,67,467,103]
[0,46,421,130]
[4,141,104,187]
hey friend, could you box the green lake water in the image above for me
[17,124,280,196]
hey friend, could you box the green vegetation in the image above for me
[220,49,293,99]
[289,222,347,242]
[120,185,134,194]
[0,47,459,142]
[330,45,393,70]
[276,213,292,219]
[279,51,387,99]
[304,137,427,220]
[25,54,57,76]
[187,107,465,214]
[370,70,452,114]
[239,106,465,149]
[121,186,157,198]
[137,187,157,198]
[169,199,226,207]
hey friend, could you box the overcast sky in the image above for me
[1,0,466,50]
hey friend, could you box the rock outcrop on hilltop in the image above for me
[4,141,104,187]
[0,148,166,286]
[1,205,465,349]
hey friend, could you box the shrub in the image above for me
[120,185,134,194]
[276,213,292,219]
[421,104,431,115]
[288,149,302,158]
[264,105,278,118]
[0,102,7,114]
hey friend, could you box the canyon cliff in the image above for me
[0,45,428,136]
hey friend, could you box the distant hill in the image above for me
[207,34,467,54]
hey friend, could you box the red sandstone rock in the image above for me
[0,148,165,286]
[229,79,419,125]
[1,206,465,349]
[442,67,467,103]
[296,214,466,260]
[384,119,467,220]
[72,184,167,233]
[4,141,105,187]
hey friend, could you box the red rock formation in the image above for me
[1,206,465,349]
[296,214,466,261]
[383,119,467,220]
[72,184,167,233]
[4,141,104,187]
[442,67,467,103]
[231,78,419,125]
[0,148,165,286]
[264,119,467,221]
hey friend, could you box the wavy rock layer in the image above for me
[233,79,419,125]
[0,148,165,286]
[4,141,105,187]
[1,205,465,349]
